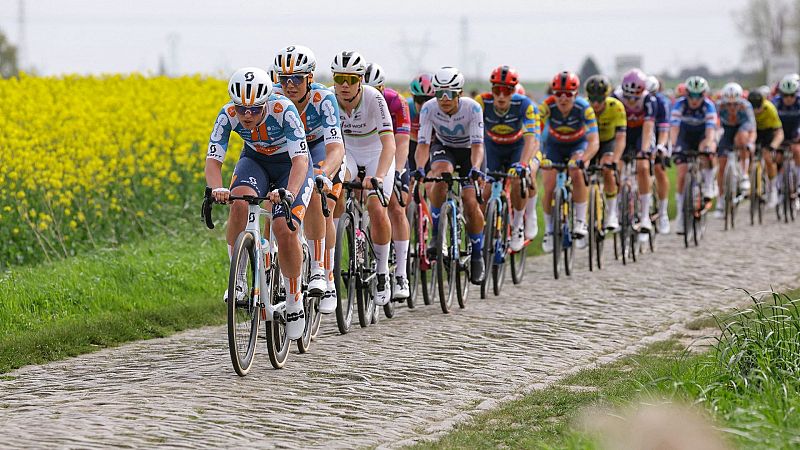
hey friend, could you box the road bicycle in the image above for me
[679,150,712,248]
[584,163,609,271]
[721,146,746,230]
[749,146,769,225]
[541,160,579,280]
[614,157,639,265]
[406,180,436,307]
[775,144,798,223]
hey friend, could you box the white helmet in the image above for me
[268,65,279,84]
[757,85,772,98]
[432,66,465,90]
[645,75,660,94]
[364,63,385,87]
[685,76,709,95]
[779,74,799,95]
[228,67,273,107]
[273,45,316,75]
[331,51,366,75]
[721,82,743,102]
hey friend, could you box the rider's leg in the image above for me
[636,156,652,226]
[274,215,305,338]
[570,152,588,231]
[524,162,539,239]
[388,177,410,295]
[305,190,327,293]
[792,143,800,188]
[716,153,728,206]
[428,161,452,235]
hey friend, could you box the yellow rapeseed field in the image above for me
[0,74,242,267]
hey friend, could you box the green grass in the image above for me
[410,289,800,450]
[0,232,228,373]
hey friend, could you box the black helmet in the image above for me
[585,75,612,100]
[747,90,764,109]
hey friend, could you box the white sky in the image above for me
[0,0,752,82]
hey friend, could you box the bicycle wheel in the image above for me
[588,184,597,271]
[629,188,639,261]
[383,242,396,319]
[552,189,563,279]
[227,231,260,376]
[619,185,631,263]
[594,184,606,268]
[510,217,527,285]
[681,176,692,248]
[492,198,509,296]
[406,203,419,308]
[480,200,497,299]
[265,249,290,370]
[690,175,701,246]
[564,192,575,276]
[334,212,356,335]
[456,214,471,309]
[297,243,313,354]
[788,163,797,222]
[436,203,456,313]
[356,230,376,328]
[724,163,735,231]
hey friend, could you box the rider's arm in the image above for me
[520,134,537,166]
[470,143,484,169]
[772,128,785,149]
[469,100,485,169]
[581,104,600,161]
[322,142,345,180]
[703,102,718,151]
[393,95,412,169]
[319,92,345,179]
[376,133,396,179]
[519,100,540,164]
[374,94,396,179]
[669,101,683,148]
[205,106,233,189]
[613,131,626,162]
[415,102,434,170]
[640,96,657,153]
[282,104,311,198]
[641,120,655,153]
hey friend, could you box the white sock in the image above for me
[771,176,779,193]
[574,202,587,223]
[310,238,325,271]
[702,168,715,189]
[283,275,302,310]
[227,244,233,260]
[675,193,684,215]
[324,247,334,289]
[393,240,409,278]
[544,212,553,233]
[333,217,340,230]
[606,194,618,215]
[639,194,651,219]
[374,243,390,275]
[513,208,525,229]
[525,194,538,222]
[659,199,668,215]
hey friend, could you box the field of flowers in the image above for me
[0,74,242,268]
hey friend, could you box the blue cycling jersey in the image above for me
[773,94,800,141]
[716,98,755,131]
[654,92,671,132]
[670,97,717,134]
[273,82,343,147]
[477,92,539,145]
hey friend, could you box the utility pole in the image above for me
[397,31,433,79]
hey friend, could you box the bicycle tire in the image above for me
[456,214,470,309]
[356,230,376,328]
[436,203,456,313]
[227,231,260,376]
[297,243,313,354]
[510,241,526,284]
[334,212,356,334]
[620,185,631,263]
[405,202,419,308]
[265,244,290,370]
[588,183,597,271]
[492,197,509,296]
[724,161,735,231]
[691,175,700,246]
[383,243,396,319]
[595,184,606,268]
[480,200,497,299]
[749,162,759,226]
[564,192,575,276]
[788,163,797,222]
[552,189,563,279]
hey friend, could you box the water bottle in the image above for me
[261,238,270,267]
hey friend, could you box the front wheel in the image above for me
[552,189,563,279]
[480,200,497,299]
[406,203,419,308]
[492,198,509,296]
[297,243,314,353]
[436,203,456,313]
[265,249,290,369]
[334,213,356,334]
[227,231,260,376]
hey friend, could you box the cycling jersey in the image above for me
[408,97,421,142]
[594,96,627,143]
[653,92,671,133]
[539,96,598,144]
[773,95,800,141]
[207,94,308,164]
[476,92,540,145]
[716,98,755,132]
[670,97,717,134]
[418,97,484,148]
[273,82,343,148]
[755,101,782,131]
[382,87,411,135]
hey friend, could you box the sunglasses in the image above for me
[234,105,265,115]
[554,90,575,98]
[687,92,704,99]
[333,73,361,85]
[413,95,433,104]
[435,89,461,100]
[279,74,308,86]
[588,96,606,104]
[623,94,640,101]
[491,85,514,96]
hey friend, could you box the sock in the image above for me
[702,168,714,190]
[332,217,340,231]
[525,194,538,223]
[606,193,618,215]
[675,193,684,216]
[393,240,409,278]
[431,206,441,235]
[574,201,587,223]
[469,232,483,259]
[324,247,334,289]
[771,176,779,193]
[283,275,302,310]
[373,242,390,275]
[310,238,324,271]
[544,212,553,233]
[227,244,232,260]
[639,194,651,220]
[513,208,525,229]
[659,198,669,215]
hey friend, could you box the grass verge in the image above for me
[409,289,800,450]
[0,232,227,373]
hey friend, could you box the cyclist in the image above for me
[414,66,487,284]
[272,45,346,314]
[585,74,627,231]
[539,71,599,252]
[476,65,541,251]
[773,74,800,198]
[331,51,396,306]
[669,76,718,234]
[613,68,658,241]
[747,90,784,208]
[646,75,673,233]
[714,82,756,218]
[364,62,413,300]
[206,67,312,340]
[408,73,435,172]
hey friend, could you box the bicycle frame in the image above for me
[244,203,285,323]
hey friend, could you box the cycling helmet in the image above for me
[515,83,527,96]
[646,75,660,93]
[621,68,647,96]
[721,82,743,102]
[747,90,764,109]
[228,67,273,107]
[585,75,612,98]
[364,63,385,87]
[551,71,580,91]
[685,76,709,95]
[274,45,316,75]
[432,66,465,90]
[778,74,799,95]
[331,51,366,75]
[410,73,434,96]
[268,65,279,84]
[490,65,519,86]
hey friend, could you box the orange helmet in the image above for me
[551,71,580,91]
[490,65,519,86]
[676,82,687,97]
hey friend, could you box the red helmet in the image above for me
[490,65,519,86]
[551,71,580,91]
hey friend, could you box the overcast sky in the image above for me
[0,0,752,82]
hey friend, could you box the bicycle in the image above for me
[333,167,391,334]
[775,144,797,223]
[541,159,579,280]
[678,149,712,248]
[721,146,745,230]
[749,146,769,225]
[201,186,301,374]
[423,172,479,313]
[584,163,610,271]
[406,179,436,307]
[613,157,639,265]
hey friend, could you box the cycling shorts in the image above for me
[309,139,345,200]
[230,155,313,224]
[543,139,587,164]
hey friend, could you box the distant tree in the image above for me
[578,56,601,82]
[0,29,18,78]
[735,0,796,73]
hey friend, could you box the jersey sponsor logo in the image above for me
[525,104,535,120]
[211,114,228,141]
[321,99,337,126]
[284,110,306,139]
[273,102,284,114]
[313,92,322,103]
[227,106,236,117]
[490,124,517,135]
[252,143,281,156]
[438,124,466,136]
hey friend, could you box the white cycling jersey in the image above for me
[418,97,484,148]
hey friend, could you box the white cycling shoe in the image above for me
[509,226,525,252]
[285,293,305,340]
[524,215,538,240]
[308,266,327,297]
[657,213,670,234]
[392,276,410,300]
[319,289,337,314]
[542,232,554,253]
[574,220,588,238]
[604,210,620,232]
[638,215,652,242]
[675,214,685,235]
[374,274,390,306]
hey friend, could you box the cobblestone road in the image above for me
[2,214,799,449]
